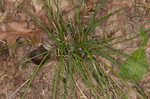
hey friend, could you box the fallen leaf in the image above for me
[29,45,50,65]
[0,21,45,55]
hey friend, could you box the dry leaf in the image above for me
[0,21,45,56]
[32,0,43,13]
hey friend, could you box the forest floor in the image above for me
[0,0,150,99]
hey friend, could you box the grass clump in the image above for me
[19,0,150,98]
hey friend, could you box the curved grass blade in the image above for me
[21,51,50,99]
[85,8,123,34]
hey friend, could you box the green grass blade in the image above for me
[85,8,123,34]
[52,49,64,99]
[73,54,101,98]
[21,51,50,99]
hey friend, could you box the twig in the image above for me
[8,79,30,99]
[75,81,88,99]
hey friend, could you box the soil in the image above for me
[0,0,150,99]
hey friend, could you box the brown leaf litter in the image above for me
[0,21,45,56]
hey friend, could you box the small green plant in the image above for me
[17,0,150,98]
[120,30,149,83]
